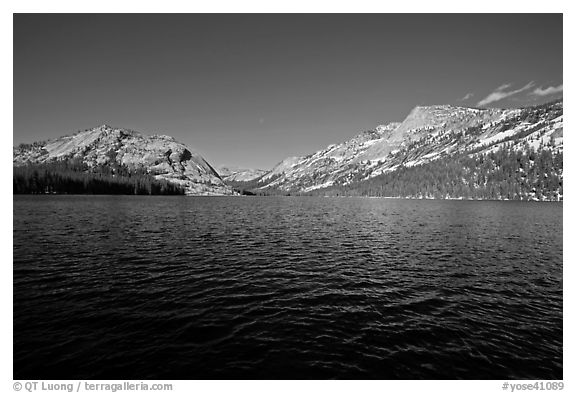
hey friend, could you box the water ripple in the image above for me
[13,196,562,379]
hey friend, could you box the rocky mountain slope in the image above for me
[14,100,563,200]
[217,166,267,182]
[235,99,563,200]
[13,125,235,195]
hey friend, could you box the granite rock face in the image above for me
[13,125,236,196]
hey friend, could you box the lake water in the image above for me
[13,196,563,379]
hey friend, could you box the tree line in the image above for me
[304,144,562,201]
[13,158,186,195]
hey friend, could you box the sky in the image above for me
[13,14,563,170]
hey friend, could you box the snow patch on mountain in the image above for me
[244,100,563,194]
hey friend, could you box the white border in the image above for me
[4,2,572,393]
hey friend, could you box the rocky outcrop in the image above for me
[13,125,235,196]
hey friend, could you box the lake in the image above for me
[13,195,563,379]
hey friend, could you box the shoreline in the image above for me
[13,193,563,202]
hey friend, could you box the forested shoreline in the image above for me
[304,144,562,201]
[13,159,185,195]
[232,144,563,201]
[13,144,562,201]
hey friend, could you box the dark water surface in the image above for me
[13,196,562,379]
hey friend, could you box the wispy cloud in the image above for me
[477,82,535,106]
[459,92,474,101]
[531,84,563,96]
[496,83,512,91]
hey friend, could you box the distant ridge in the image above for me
[228,99,563,201]
[14,99,563,200]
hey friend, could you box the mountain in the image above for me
[254,124,401,193]
[14,100,563,200]
[216,166,268,182]
[236,100,563,200]
[13,125,235,195]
